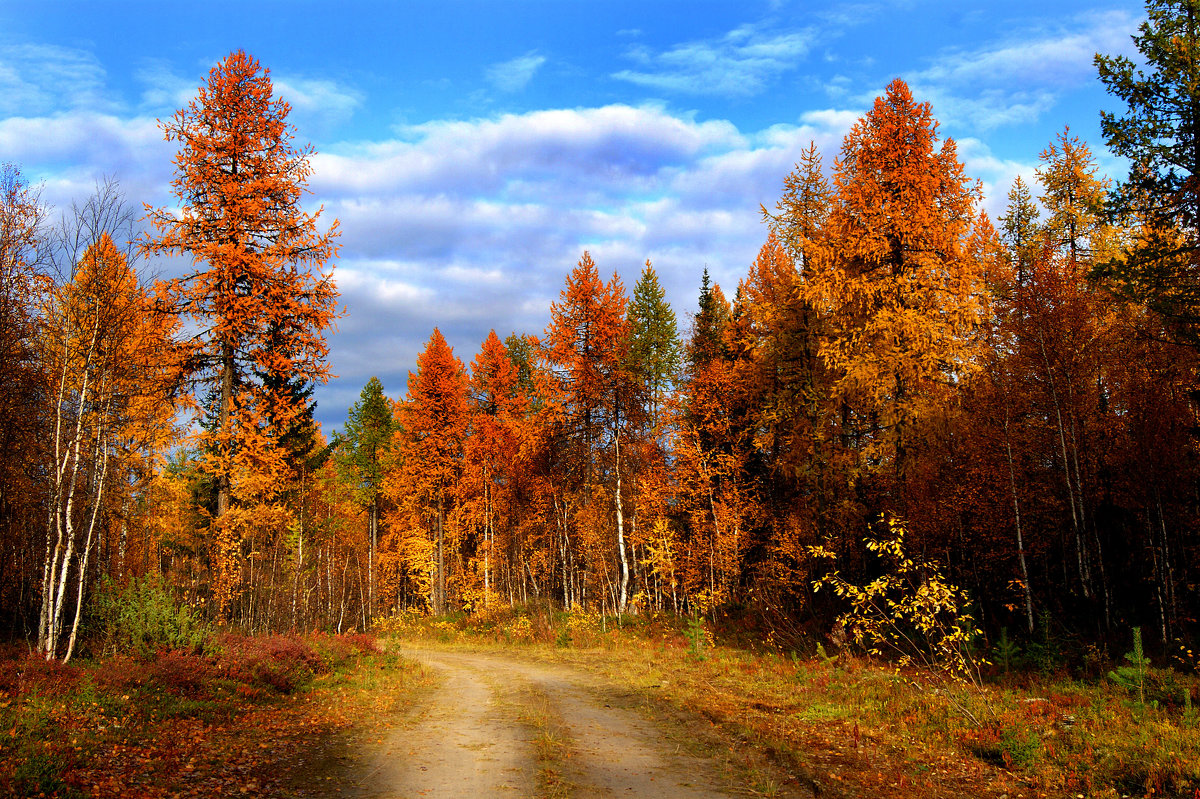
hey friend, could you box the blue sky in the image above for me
[1,0,1142,432]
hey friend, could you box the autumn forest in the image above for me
[4,10,1200,681]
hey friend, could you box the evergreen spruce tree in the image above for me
[688,268,730,370]
[999,176,1042,284]
[1096,1,1200,337]
[628,261,681,429]
[335,376,394,619]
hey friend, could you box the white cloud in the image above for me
[0,43,112,115]
[312,105,745,200]
[612,22,815,96]
[135,59,198,112]
[273,76,363,130]
[485,52,547,92]
[954,136,1039,222]
[0,112,170,211]
[920,10,1134,89]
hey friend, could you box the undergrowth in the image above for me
[0,631,384,797]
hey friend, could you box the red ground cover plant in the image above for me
[0,632,392,798]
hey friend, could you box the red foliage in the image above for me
[0,632,382,797]
[0,653,82,696]
[216,633,323,694]
[149,651,215,699]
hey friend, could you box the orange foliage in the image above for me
[803,78,988,495]
[390,329,469,613]
[143,51,340,619]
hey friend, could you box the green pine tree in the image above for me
[1095,0,1200,338]
[688,268,730,370]
[998,176,1042,284]
[628,261,681,431]
[334,376,395,619]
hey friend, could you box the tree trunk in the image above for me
[217,340,233,519]
[614,435,629,614]
[65,411,110,663]
[1004,429,1035,635]
[1036,329,1088,597]
[484,482,491,609]
[368,497,377,621]
[436,490,445,615]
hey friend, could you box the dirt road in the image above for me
[349,647,779,799]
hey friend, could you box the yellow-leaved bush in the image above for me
[810,516,988,689]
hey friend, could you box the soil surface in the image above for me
[346,647,779,799]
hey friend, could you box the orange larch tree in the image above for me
[465,330,528,608]
[37,232,178,659]
[143,50,340,620]
[543,253,641,612]
[675,277,756,608]
[802,78,988,514]
[0,164,48,628]
[397,328,469,614]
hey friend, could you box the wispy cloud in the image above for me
[135,59,198,112]
[612,22,815,97]
[134,60,362,134]
[901,8,1140,129]
[0,43,112,115]
[313,105,746,200]
[274,76,363,131]
[485,52,547,93]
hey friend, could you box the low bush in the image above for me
[215,633,323,694]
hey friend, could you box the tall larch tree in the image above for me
[0,164,47,629]
[1037,128,1114,265]
[757,148,844,581]
[38,233,177,660]
[677,276,752,607]
[400,329,468,614]
[143,51,340,619]
[466,330,528,607]
[762,143,831,273]
[1029,132,1118,615]
[998,176,1041,284]
[802,78,986,511]
[543,253,640,612]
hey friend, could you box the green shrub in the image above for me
[1025,610,1061,677]
[685,615,709,660]
[12,748,76,798]
[1109,626,1150,706]
[92,575,211,659]
[993,627,1021,673]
